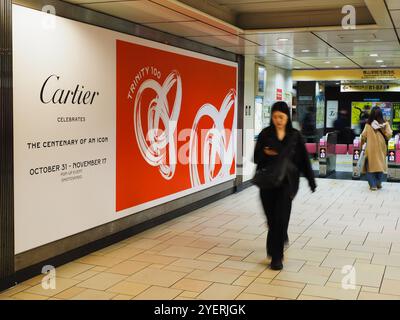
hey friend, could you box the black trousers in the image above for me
[260,183,292,260]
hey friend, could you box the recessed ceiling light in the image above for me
[278,38,289,42]
[325,61,331,64]
[376,60,384,63]
[381,65,387,68]
[335,66,340,68]
[301,49,310,53]
[369,54,378,57]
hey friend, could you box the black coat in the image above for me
[254,126,316,199]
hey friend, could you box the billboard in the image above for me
[13,5,237,253]
[351,101,394,134]
[116,40,237,212]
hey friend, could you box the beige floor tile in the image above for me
[197,227,227,236]
[306,238,350,250]
[147,244,172,252]
[19,275,43,286]
[242,251,269,264]
[302,284,360,300]
[56,263,94,279]
[208,247,254,258]
[270,279,306,289]
[77,255,124,268]
[229,256,244,261]
[25,278,80,297]
[55,287,86,299]
[361,286,380,293]
[253,277,272,285]
[236,293,276,300]
[275,270,329,286]
[129,253,178,265]
[112,294,134,300]
[126,268,186,287]
[107,281,150,296]
[125,238,162,250]
[92,266,108,272]
[77,273,127,291]
[244,282,301,299]
[219,231,258,240]
[297,295,333,300]
[179,291,199,298]
[384,266,400,281]
[213,267,245,276]
[258,268,281,279]
[372,253,400,267]
[172,279,212,292]
[163,265,195,273]
[359,292,400,300]
[0,284,31,297]
[91,243,128,256]
[71,289,116,300]
[380,279,400,296]
[159,246,207,259]
[164,235,201,246]
[329,249,373,260]
[106,261,150,276]
[186,269,241,284]
[104,247,144,260]
[245,270,266,277]
[149,263,168,269]
[11,292,49,300]
[321,255,355,268]
[170,258,219,271]
[133,286,182,300]
[233,276,256,287]
[328,263,384,287]
[73,270,99,281]
[284,248,328,262]
[198,253,229,263]
[347,245,389,254]
[219,260,266,273]
[197,283,245,300]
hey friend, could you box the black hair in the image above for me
[367,106,384,125]
[270,101,293,130]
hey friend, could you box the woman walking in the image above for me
[254,101,316,270]
[361,107,392,190]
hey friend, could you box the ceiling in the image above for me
[63,0,400,71]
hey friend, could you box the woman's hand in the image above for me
[263,147,278,156]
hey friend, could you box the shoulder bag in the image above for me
[252,133,297,189]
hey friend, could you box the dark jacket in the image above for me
[254,126,316,199]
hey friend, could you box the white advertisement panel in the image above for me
[13,5,237,253]
[326,100,339,128]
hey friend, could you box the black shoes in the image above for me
[270,258,283,270]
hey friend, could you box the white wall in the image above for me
[242,58,293,182]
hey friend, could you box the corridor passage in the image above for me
[2,179,400,300]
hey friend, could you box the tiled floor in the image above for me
[2,178,400,300]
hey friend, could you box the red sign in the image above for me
[276,88,283,101]
[116,40,237,212]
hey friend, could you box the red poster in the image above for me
[116,40,237,212]
[276,88,283,101]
